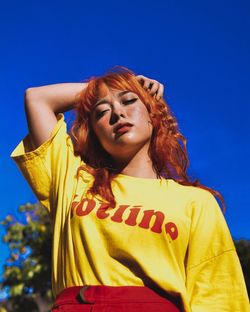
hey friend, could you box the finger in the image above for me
[136,75,144,81]
[156,83,164,101]
[136,75,154,90]
[136,76,163,97]
[143,79,152,90]
[148,81,159,95]
[135,75,147,86]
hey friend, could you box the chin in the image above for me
[107,139,151,158]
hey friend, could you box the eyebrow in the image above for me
[93,90,132,108]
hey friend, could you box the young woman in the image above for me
[11,66,249,311]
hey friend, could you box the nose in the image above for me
[110,102,126,125]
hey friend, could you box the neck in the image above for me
[113,143,158,179]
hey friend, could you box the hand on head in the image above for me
[136,75,164,101]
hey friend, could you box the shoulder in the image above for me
[167,179,224,223]
[11,113,75,162]
[168,179,216,204]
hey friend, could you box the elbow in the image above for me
[24,87,44,109]
[24,87,38,103]
[24,88,35,112]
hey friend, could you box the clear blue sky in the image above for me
[0,0,250,277]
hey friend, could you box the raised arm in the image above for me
[25,82,88,149]
[24,74,163,149]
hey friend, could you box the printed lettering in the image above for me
[165,222,178,240]
[111,205,130,223]
[75,198,96,216]
[139,210,164,233]
[71,197,179,241]
[125,206,141,226]
[96,203,110,219]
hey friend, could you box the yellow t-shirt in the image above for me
[11,114,249,311]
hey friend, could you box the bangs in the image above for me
[80,70,142,115]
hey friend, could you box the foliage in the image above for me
[0,203,52,311]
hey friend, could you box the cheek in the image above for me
[92,120,112,146]
[129,105,151,128]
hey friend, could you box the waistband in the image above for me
[53,285,181,309]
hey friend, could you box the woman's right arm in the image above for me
[25,82,88,149]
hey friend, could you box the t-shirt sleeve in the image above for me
[186,192,249,311]
[10,114,81,214]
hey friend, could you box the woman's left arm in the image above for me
[186,192,249,311]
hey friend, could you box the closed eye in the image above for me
[95,98,137,119]
[123,98,137,105]
[95,109,109,119]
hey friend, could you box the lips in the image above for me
[114,122,133,134]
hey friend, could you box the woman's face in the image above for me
[91,88,153,161]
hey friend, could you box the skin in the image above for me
[24,75,164,178]
[91,88,157,178]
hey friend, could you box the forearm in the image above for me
[25,82,88,113]
[24,82,88,149]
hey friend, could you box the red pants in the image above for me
[52,285,182,311]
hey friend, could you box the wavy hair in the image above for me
[71,66,225,210]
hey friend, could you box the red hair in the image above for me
[71,66,225,210]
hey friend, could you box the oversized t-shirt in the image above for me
[11,114,249,311]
